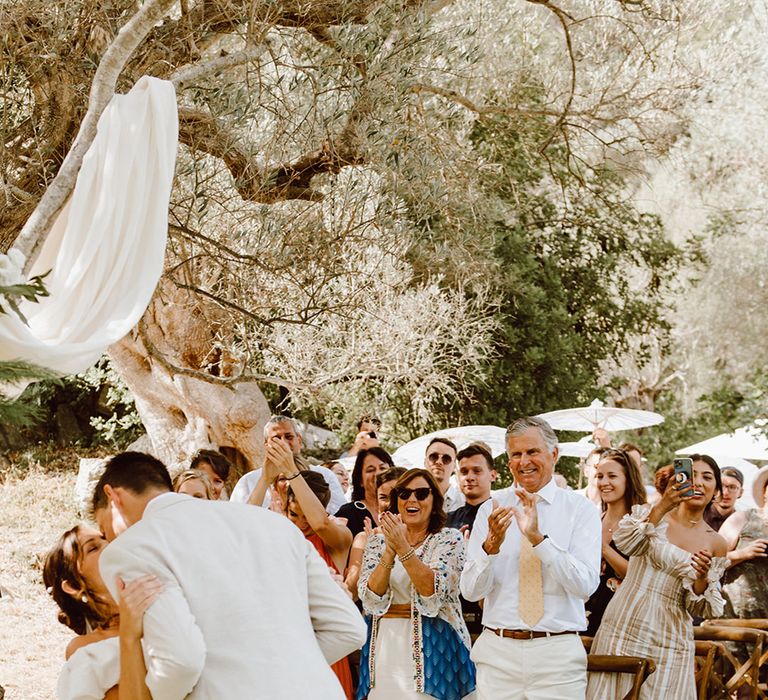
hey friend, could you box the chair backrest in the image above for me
[586,655,656,700]
[695,624,768,700]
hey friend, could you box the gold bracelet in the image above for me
[380,559,395,570]
[398,548,416,563]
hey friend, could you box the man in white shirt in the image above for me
[230,415,347,513]
[424,436,465,511]
[461,416,601,699]
[94,451,366,699]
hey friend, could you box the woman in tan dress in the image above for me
[587,455,727,699]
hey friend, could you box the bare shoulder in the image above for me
[64,632,98,660]
[709,531,728,558]
[724,509,748,529]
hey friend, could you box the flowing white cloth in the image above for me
[0,76,177,375]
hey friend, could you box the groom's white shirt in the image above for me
[99,492,366,699]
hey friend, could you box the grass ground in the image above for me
[0,454,97,699]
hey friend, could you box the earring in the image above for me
[81,594,88,603]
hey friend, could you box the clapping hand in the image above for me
[379,511,409,556]
[363,516,380,538]
[117,575,164,641]
[482,499,515,555]
[511,489,544,546]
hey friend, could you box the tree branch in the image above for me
[137,317,309,392]
[12,0,178,268]
[411,82,564,118]
[170,43,272,88]
[178,106,363,203]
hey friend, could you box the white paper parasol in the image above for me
[536,399,664,432]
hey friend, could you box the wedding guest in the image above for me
[424,437,464,511]
[584,448,647,637]
[705,466,743,531]
[336,447,395,537]
[461,417,601,699]
[231,415,347,513]
[576,447,606,509]
[719,465,768,620]
[173,469,214,500]
[281,466,354,699]
[341,415,382,458]
[345,467,406,600]
[447,442,497,638]
[358,468,476,699]
[43,525,163,699]
[327,461,351,498]
[447,442,497,531]
[587,456,727,699]
[92,451,367,698]
[189,449,231,500]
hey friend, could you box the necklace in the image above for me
[688,518,703,525]
[407,533,429,548]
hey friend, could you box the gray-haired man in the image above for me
[230,415,347,513]
[460,416,601,699]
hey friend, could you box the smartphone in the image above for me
[673,458,695,497]
[368,431,377,439]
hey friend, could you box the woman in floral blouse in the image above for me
[358,468,475,700]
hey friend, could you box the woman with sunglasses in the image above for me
[584,448,647,637]
[587,455,727,699]
[358,468,476,700]
[336,447,395,538]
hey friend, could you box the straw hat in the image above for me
[752,465,768,508]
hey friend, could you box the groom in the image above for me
[93,451,366,699]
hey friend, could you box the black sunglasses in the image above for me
[427,452,453,465]
[397,487,432,501]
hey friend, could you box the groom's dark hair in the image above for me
[91,451,173,515]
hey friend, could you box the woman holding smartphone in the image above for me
[587,454,727,699]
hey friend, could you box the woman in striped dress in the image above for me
[586,456,727,699]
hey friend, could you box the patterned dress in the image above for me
[358,528,475,700]
[586,505,727,700]
[722,508,768,619]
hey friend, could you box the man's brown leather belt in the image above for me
[381,604,411,619]
[485,627,577,640]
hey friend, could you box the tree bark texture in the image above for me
[108,283,270,474]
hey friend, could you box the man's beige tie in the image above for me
[518,511,544,627]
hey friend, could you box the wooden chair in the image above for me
[582,636,656,700]
[702,620,768,698]
[695,639,724,699]
[695,624,768,699]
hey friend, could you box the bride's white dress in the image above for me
[57,637,119,700]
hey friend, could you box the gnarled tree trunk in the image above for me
[108,283,270,473]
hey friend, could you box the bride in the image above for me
[43,524,163,699]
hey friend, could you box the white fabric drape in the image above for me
[0,76,177,375]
